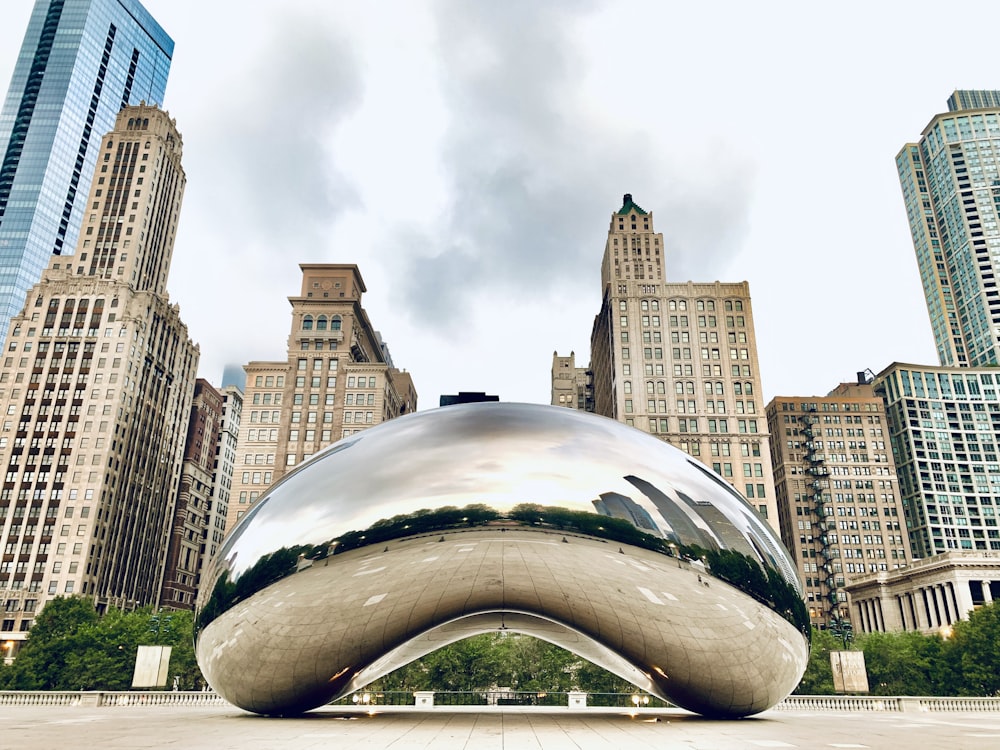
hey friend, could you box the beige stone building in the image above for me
[550,351,592,411]
[0,104,199,649]
[845,551,1000,635]
[226,265,416,531]
[765,380,912,631]
[588,195,778,526]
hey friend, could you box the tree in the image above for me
[368,633,635,695]
[950,601,1000,696]
[0,598,204,691]
[793,628,838,695]
[0,596,98,689]
[858,630,953,696]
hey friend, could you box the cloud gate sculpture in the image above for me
[195,403,809,717]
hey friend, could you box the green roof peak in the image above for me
[617,193,648,215]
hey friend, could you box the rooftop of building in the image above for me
[616,193,647,215]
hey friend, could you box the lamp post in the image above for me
[829,612,854,649]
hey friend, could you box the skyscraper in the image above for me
[896,91,1000,368]
[0,0,172,340]
[587,194,779,527]
[873,362,1000,558]
[225,264,417,532]
[160,379,223,610]
[0,103,197,651]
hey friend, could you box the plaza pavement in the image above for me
[6,704,1000,749]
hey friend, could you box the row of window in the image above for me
[301,315,342,331]
[617,298,747,313]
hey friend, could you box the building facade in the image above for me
[225,265,416,531]
[874,362,1000,559]
[205,384,240,559]
[0,104,197,650]
[160,379,222,610]
[896,91,1000,368]
[550,351,593,411]
[765,380,912,631]
[844,551,1000,635]
[588,195,778,525]
[0,0,172,340]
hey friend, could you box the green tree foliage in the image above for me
[0,597,203,691]
[370,633,620,694]
[0,596,98,689]
[794,606,1000,697]
[794,627,839,695]
[950,601,1000,696]
[860,630,957,696]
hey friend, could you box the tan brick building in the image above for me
[765,380,912,631]
[226,265,416,530]
[550,351,592,411]
[587,195,778,526]
[0,105,199,648]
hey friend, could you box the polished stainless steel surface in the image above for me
[195,403,808,717]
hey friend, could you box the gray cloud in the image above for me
[191,13,363,261]
[163,10,367,380]
[391,0,754,330]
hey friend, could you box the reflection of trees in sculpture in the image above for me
[197,503,808,635]
[197,545,317,631]
[679,545,810,636]
[335,504,501,552]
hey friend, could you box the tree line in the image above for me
[797,600,1000,696]
[3,596,1000,696]
[0,597,202,691]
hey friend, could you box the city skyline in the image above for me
[4,1,998,406]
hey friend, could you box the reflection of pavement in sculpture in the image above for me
[196,403,808,718]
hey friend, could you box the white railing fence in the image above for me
[1,690,999,712]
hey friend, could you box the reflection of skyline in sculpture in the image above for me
[683,458,802,588]
[681,498,758,560]
[196,403,808,719]
[624,474,720,551]
[593,492,662,535]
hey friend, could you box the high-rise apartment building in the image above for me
[550,351,593,411]
[225,265,416,531]
[765,380,911,630]
[873,362,1000,558]
[160,379,222,610]
[588,195,778,525]
[0,104,197,649]
[896,90,1000,368]
[207,384,240,553]
[0,0,172,341]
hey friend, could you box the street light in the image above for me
[829,612,854,649]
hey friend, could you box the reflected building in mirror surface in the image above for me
[197,403,808,719]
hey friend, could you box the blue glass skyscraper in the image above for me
[0,0,172,339]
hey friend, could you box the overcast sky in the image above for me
[3,1,997,407]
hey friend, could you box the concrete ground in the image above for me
[6,704,1000,749]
